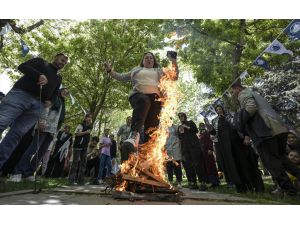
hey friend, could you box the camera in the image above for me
[167,51,177,60]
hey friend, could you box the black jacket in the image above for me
[73,123,93,149]
[178,120,201,152]
[14,57,62,103]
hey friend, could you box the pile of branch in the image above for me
[112,161,182,202]
[116,163,182,200]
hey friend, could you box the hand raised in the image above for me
[103,62,112,73]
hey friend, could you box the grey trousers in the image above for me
[68,148,87,184]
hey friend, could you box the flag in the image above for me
[20,39,29,57]
[200,111,207,117]
[0,23,12,36]
[263,39,293,56]
[253,56,270,70]
[208,104,216,114]
[206,105,217,117]
[214,98,223,106]
[70,94,75,105]
[284,19,300,41]
[239,70,248,80]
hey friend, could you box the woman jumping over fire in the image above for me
[104,51,179,160]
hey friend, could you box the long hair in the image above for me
[139,52,159,68]
[214,105,225,116]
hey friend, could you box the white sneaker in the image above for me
[8,174,22,182]
[98,179,104,184]
[25,176,35,182]
[124,131,140,149]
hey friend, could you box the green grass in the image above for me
[0,177,69,193]
[180,176,300,205]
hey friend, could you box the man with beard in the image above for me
[231,83,300,196]
[0,53,68,174]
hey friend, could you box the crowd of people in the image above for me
[0,51,300,200]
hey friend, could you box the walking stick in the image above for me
[33,85,43,194]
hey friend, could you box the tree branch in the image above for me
[187,20,243,47]
[9,20,45,34]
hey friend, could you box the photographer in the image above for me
[104,51,179,160]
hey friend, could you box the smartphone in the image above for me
[167,51,177,60]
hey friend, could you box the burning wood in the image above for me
[133,163,170,187]
[112,190,182,202]
[122,174,170,188]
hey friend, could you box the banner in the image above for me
[20,39,29,57]
[263,39,293,56]
[208,104,216,114]
[283,19,300,41]
[200,111,207,118]
[0,23,12,36]
[239,70,248,80]
[253,56,270,70]
[214,98,223,106]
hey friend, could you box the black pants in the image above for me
[129,93,162,142]
[86,156,100,179]
[166,160,182,182]
[68,148,87,185]
[49,157,66,178]
[257,133,300,194]
[182,160,196,183]
[182,148,208,184]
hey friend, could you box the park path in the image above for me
[0,185,255,205]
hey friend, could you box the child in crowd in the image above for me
[287,150,300,191]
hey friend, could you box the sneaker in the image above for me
[270,187,284,197]
[124,131,140,149]
[25,176,35,182]
[8,174,22,182]
[98,179,104,184]
[121,131,140,160]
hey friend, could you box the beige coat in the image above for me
[238,88,287,136]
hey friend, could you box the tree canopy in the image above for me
[1,19,299,132]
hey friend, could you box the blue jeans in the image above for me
[0,88,44,169]
[97,153,112,180]
[13,132,53,177]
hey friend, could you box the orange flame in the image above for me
[116,64,180,191]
